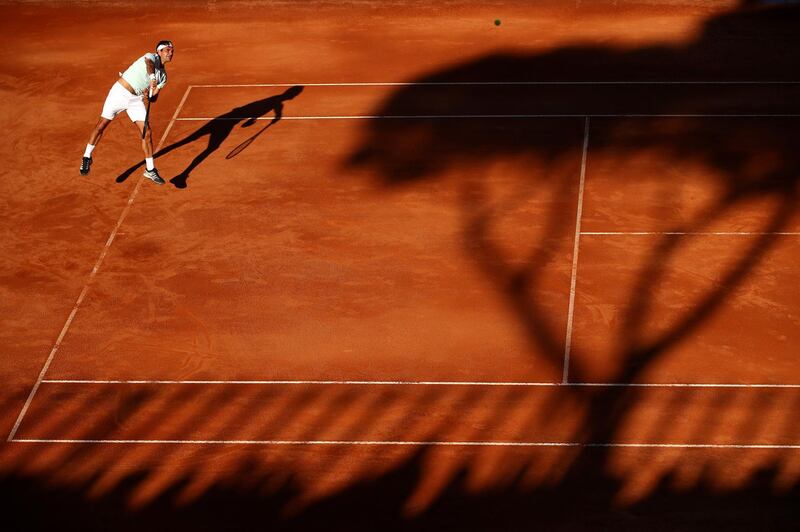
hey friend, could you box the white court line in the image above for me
[6,86,194,443]
[191,81,800,87]
[582,231,800,236]
[11,438,800,449]
[175,114,800,120]
[562,117,591,384]
[40,380,800,388]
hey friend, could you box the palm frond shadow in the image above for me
[343,0,800,501]
[347,0,800,419]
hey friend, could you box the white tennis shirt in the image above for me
[120,52,167,96]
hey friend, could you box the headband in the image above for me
[157,42,173,52]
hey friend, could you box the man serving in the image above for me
[80,40,174,185]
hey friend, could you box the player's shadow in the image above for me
[116,85,304,188]
[345,0,800,450]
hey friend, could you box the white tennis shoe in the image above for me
[143,168,165,185]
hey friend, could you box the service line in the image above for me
[191,81,800,87]
[175,114,800,121]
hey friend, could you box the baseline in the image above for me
[583,231,800,235]
[40,379,800,388]
[14,378,800,446]
[11,439,800,449]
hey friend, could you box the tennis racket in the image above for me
[225,121,273,159]
[141,88,153,140]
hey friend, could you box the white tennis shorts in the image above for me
[100,82,146,122]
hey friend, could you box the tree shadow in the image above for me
[115,85,304,189]
[345,0,800,481]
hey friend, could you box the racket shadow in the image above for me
[225,121,275,160]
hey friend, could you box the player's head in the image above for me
[282,85,304,100]
[156,40,174,62]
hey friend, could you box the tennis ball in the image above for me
[494,19,501,26]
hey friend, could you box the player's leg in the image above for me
[81,82,127,175]
[80,117,111,175]
[136,120,154,159]
[88,117,112,146]
[133,119,164,185]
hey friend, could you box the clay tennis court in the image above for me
[2,0,800,528]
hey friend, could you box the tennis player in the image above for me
[80,40,175,184]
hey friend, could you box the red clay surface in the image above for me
[2,1,800,529]
[44,111,583,383]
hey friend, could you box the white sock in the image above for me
[84,144,95,158]
[145,157,155,171]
